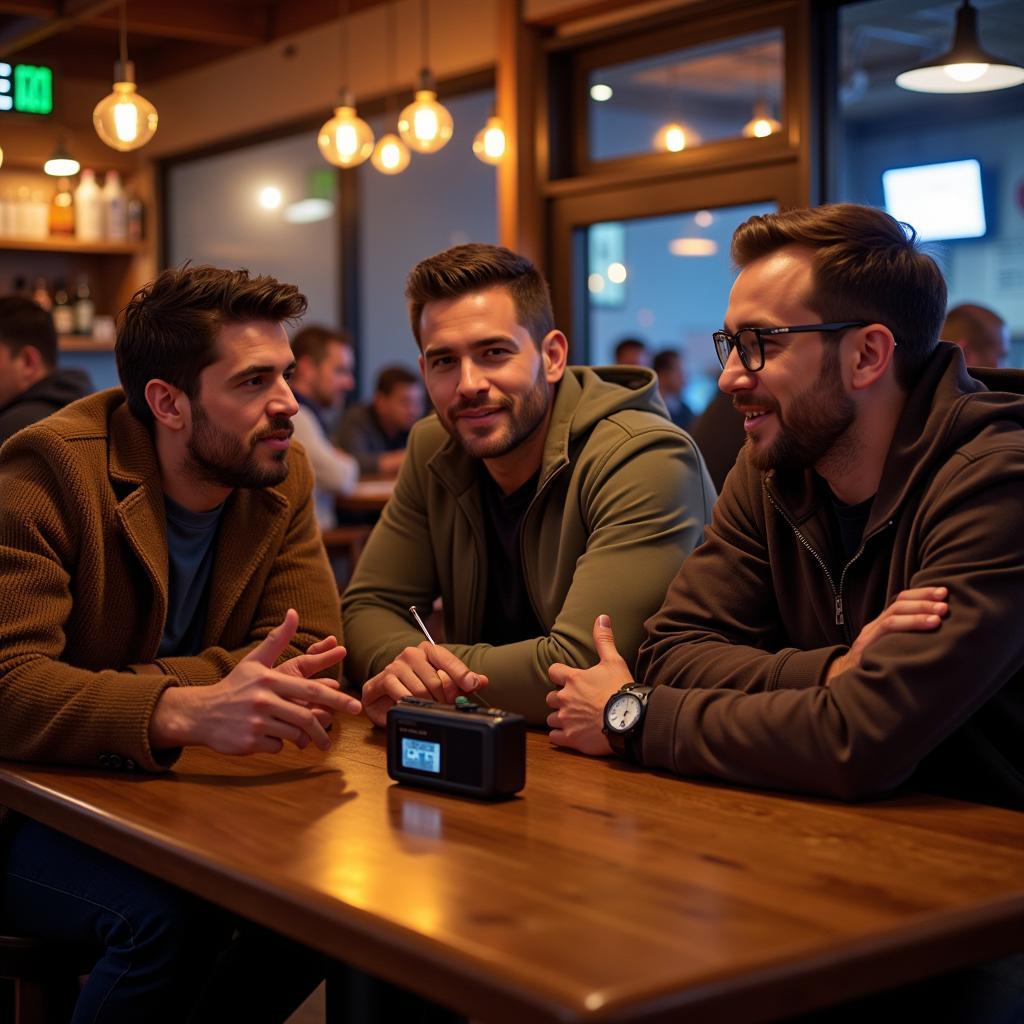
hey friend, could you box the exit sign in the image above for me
[0,63,54,115]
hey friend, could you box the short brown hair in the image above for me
[0,296,58,368]
[375,365,419,395]
[731,204,947,389]
[116,265,307,427]
[291,324,350,364]
[405,243,554,347]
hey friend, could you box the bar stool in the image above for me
[0,932,81,1024]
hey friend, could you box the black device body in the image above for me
[386,698,526,799]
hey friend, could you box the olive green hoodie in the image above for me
[638,344,1024,809]
[343,366,715,722]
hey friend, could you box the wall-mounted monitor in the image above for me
[882,159,986,242]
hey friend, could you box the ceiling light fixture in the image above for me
[654,121,700,153]
[372,2,411,175]
[472,114,506,165]
[43,137,80,176]
[590,83,613,102]
[397,0,452,154]
[318,0,374,168]
[896,0,1024,94]
[93,1,158,152]
[742,101,781,138]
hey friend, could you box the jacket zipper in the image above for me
[765,491,896,640]
[519,461,570,625]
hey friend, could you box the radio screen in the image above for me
[401,737,441,774]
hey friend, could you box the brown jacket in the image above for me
[0,389,341,772]
[637,345,1024,809]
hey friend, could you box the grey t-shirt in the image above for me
[157,495,224,659]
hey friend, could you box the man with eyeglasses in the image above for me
[547,203,1024,815]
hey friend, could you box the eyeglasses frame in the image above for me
[712,321,871,372]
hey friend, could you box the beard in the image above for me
[441,362,551,461]
[738,345,856,475]
[185,401,292,490]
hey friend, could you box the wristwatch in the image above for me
[602,682,652,762]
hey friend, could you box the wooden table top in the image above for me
[1,715,1022,1023]
[337,477,395,512]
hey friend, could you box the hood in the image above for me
[15,368,93,410]
[559,365,668,441]
[874,342,1024,525]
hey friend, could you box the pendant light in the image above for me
[93,1,159,152]
[318,0,374,168]
[372,2,411,175]
[653,122,700,153]
[44,137,80,176]
[472,113,506,165]
[654,61,700,153]
[742,101,781,139]
[896,0,1024,94]
[397,0,453,154]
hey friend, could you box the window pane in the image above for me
[585,201,775,414]
[836,0,1024,366]
[357,89,498,394]
[588,29,783,164]
[167,132,340,327]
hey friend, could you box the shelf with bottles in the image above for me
[0,167,145,248]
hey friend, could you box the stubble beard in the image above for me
[185,401,292,490]
[443,363,551,461]
[743,346,857,475]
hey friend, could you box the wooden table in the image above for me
[1,716,1022,1023]
[337,477,395,513]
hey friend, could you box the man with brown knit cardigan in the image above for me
[0,266,361,1023]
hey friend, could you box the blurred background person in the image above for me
[942,303,1011,369]
[290,324,359,528]
[0,296,92,446]
[653,347,694,430]
[613,336,651,367]
[336,365,425,477]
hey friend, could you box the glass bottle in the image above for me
[49,177,75,237]
[53,279,74,335]
[73,275,95,336]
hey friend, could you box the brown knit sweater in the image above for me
[0,388,341,775]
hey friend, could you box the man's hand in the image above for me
[361,642,488,727]
[547,615,633,756]
[150,609,362,754]
[827,586,949,684]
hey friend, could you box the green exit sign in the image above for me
[0,62,54,115]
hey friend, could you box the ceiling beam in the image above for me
[0,0,119,58]
[84,0,273,48]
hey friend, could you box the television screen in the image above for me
[882,159,986,242]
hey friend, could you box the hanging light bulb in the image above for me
[896,0,1024,94]
[472,115,506,165]
[372,132,411,174]
[43,137,80,176]
[398,72,453,153]
[742,102,781,139]
[0,145,4,170]
[318,0,374,168]
[318,93,374,168]
[398,0,453,154]
[653,122,701,153]
[93,4,158,152]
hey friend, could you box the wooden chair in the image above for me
[0,932,81,1024]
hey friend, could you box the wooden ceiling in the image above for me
[0,0,389,82]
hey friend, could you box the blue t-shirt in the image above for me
[157,495,224,659]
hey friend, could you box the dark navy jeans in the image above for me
[1,816,324,1024]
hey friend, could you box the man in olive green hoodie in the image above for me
[343,244,715,725]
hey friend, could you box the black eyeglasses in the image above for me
[712,321,869,372]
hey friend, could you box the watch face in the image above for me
[605,692,643,734]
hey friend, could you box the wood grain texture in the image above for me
[1,715,1022,1023]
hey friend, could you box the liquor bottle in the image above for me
[49,177,75,237]
[74,170,104,241]
[103,170,127,241]
[31,277,52,311]
[73,275,95,336]
[53,280,74,335]
[126,189,144,242]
